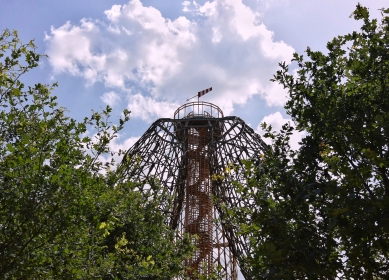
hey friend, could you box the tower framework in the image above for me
[121,102,268,279]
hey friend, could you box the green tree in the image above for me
[0,29,193,279]
[233,5,389,279]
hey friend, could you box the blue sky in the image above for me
[1,1,387,278]
[1,0,387,152]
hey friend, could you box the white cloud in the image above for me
[109,135,140,153]
[97,135,140,169]
[260,82,288,107]
[182,1,191,12]
[257,111,305,150]
[110,135,140,167]
[45,0,294,120]
[101,91,121,107]
[81,127,139,170]
[127,94,179,122]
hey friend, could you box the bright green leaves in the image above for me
[233,4,389,279]
[0,29,45,106]
[0,30,194,279]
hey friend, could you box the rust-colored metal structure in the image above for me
[121,102,267,279]
[183,125,214,276]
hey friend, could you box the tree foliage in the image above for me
[233,5,389,279]
[0,29,193,279]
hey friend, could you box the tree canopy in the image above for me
[233,5,389,279]
[0,29,193,279]
[3,4,389,279]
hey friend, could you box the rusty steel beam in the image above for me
[120,101,268,279]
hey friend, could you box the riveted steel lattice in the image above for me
[120,102,268,279]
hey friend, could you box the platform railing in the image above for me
[174,101,224,119]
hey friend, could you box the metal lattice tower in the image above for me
[120,101,268,279]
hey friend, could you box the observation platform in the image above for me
[174,101,224,119]
[173,102,224,140]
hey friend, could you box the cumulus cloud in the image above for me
[101,91,121,107]
[257,111,305,150]
[45,0,294,121]
[182,1,191,12]
[97,134,140,167]
[127,93,179,122]
[109,135,140,153]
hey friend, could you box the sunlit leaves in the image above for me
[235,4,389,279]
[0,29,193,279]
